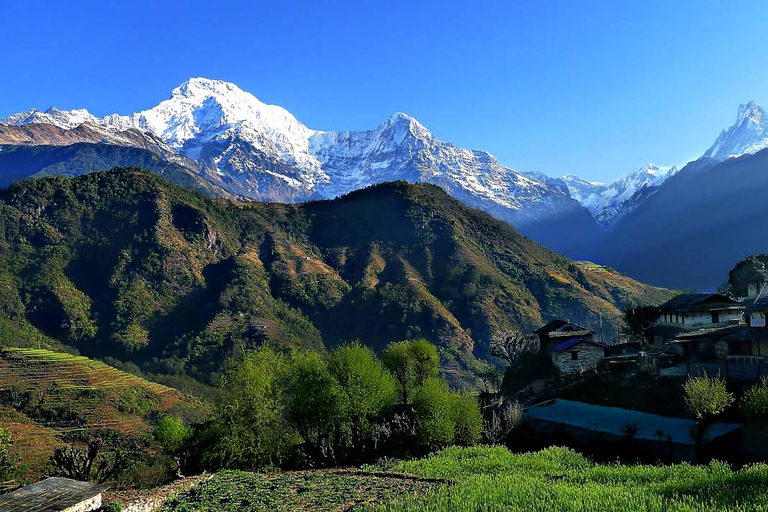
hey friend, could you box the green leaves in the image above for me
[683,373,734,419]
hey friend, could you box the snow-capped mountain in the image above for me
[563,164,678,230]
[703,101,768,161]
[1,77,602,257]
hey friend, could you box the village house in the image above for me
[0,477,108,512]
[535,320,606,373]
[722,269,768,358]
[648,293,745,359]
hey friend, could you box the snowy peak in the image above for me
[2,107,98,130]
[703,101,768,161]
[564,163,677,230]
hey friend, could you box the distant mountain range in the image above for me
[2,79,768,289]
[0,78,600,258]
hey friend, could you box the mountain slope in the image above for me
[1,78,601,258]
[0,169,669,384]
[602,148,768,289]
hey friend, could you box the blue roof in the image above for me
[551,337,583,352]
[524,399,740,445]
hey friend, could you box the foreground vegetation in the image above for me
[159,445,768,511]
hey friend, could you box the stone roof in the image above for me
[658,293,744,313]
[0,477,108,512]
[534,320,593,338]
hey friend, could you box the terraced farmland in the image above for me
[0,347,198,478]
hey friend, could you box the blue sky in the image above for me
[1,0,767,182]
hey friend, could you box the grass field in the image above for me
[367,446,768,512]
[161,446,768,512]
[0,347,199,479]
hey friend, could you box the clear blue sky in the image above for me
[2,0,767,182]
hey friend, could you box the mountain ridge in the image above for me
[0,168,671,385]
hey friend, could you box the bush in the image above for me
[742,377,768,419]
[452,393,483,446]
[683,373,734,419]
[0,427,19,481]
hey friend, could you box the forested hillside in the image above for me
[0,169,670,385]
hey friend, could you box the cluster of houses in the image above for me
[535,266,768,374]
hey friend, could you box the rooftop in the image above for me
[524,399,740,445]
[0,477,108,512]
[658,293,744,313]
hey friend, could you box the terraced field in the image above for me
[0,347,198,478]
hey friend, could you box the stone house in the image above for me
[0,477,108,512]
[535,320,606,373]
[550,337,607,373]
[648,293,745,359]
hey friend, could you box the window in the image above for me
[570,351,579,360]
[711,311,720,323]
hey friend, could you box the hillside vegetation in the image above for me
[0,347,198,479]
[0,168,670,384]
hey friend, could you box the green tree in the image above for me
[153,415,192,477]
[328,342,396,450]
[409,339,439,386]
[382,339,440,404]
[412,378,456,449]
[382,341,414,404]
[287,350,349,462]
[205,346,293,469]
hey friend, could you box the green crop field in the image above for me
[161,446,768,512]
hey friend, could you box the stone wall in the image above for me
[552,343,604,374]
[62,494,102,512]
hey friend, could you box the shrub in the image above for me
[452,393,483,446]
[742,377,768,419]
[0,427,19,481]
[683,373,734,419]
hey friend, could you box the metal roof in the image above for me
[658,293,744,313]
[551,337,604,352]
[524,399,740,445]
[0,478,108,512]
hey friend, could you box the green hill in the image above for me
[0,168,671,385]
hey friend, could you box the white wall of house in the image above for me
[750,311,767,328]
[657,310,743,327]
